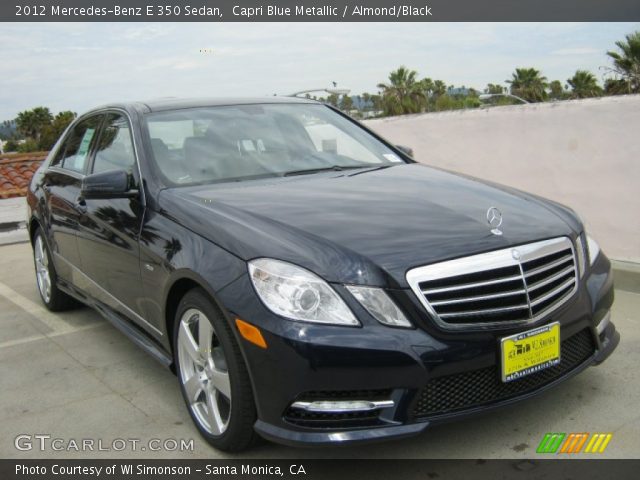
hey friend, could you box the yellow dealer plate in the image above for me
[501,322,561,382]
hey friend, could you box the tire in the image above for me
[173,288,259,452]
[32,228,78,311]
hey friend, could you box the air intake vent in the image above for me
[411,329,595,418]
[407,237,578,329]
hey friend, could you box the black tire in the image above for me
[32,228,78,312]
[173,288,259,452]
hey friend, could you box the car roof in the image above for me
[91,96,319,114]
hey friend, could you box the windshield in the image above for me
[143,103,406,186]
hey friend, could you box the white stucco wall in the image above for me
[365,95,640,262]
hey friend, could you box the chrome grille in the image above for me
[406,237,578,329]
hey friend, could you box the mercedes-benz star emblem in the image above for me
[486,206,503,236]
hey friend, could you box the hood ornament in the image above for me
[486,206,503,236]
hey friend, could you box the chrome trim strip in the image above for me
[47,165,85,180]
[596,310,611,335]
[522,254,573,278]
[429,288,527,306]
[54,252,162,336]
[527,265,576,292]
[439,304,530,318]
[406,237,578,331]
[290,400,395,413]
[529,278,575,307]
[421,274,523,295]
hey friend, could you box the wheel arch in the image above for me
[28,216,41,246]
[164,270,241,358]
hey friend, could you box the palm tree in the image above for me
[432,80,447,97]
[548,80,566,100]
[567,70,602,98]
[485,83,505,94]
[377,66,428,116]
[606,30,640,94]
[506,68,549,102]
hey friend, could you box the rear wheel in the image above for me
[33,229,77,311]
[174,288,258,451]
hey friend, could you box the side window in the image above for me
[92,113,136,175]
[52,115,102,173]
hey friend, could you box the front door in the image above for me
[42,114,103,282]
[76,112,149,331]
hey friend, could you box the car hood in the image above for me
[158,164,577,288]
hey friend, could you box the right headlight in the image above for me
[248,258,359,326]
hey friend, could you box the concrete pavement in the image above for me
[0,242,638,459]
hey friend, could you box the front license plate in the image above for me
[500,322,561,382]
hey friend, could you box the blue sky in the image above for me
[1,22,638,119]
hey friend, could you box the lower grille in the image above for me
[412,329,595,418]
[284,389,391,429]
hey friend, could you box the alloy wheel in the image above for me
[177,308,232,436]
[34,235,51,303]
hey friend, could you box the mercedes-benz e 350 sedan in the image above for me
[27,97,619,451]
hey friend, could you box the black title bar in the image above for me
[3,0,640,22]
[3,459,640,480]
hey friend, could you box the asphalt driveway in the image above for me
[0,242,638,459]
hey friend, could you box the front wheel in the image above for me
[174,288,258,451]
[33,229,77,311]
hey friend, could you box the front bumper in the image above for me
[216,252,618,447]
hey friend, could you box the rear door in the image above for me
[42,114,103,281]
[76,112,149,328]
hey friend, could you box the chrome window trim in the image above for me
[49,107,146,205]
[46,165,85,180]
[406,237,579,331]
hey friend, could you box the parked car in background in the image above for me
[27,97,618,451]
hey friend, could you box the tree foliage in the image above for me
[10,108,76,152]
[567,70,602,99]
[377,66,428,115]
[506,68,549,102]
[16,107,52,142]
[548,80,566,100]
[606,30,640,94]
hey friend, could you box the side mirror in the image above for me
[395,145,414,157]
[81,170,137,199]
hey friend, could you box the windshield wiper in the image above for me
[347,165,393,177]
[283,165,365,177]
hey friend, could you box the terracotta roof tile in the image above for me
[0,152,47,199]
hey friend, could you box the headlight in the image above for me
[577,233,601,275]
[248,258,358,326]
[576,235,587,277]
[586,234,600,265]
[346,285,412,328]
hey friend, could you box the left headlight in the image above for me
[586,234,600,266]
[248,258,359,326]
[577,233,601,276]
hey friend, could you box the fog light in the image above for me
[290,399,394,413]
